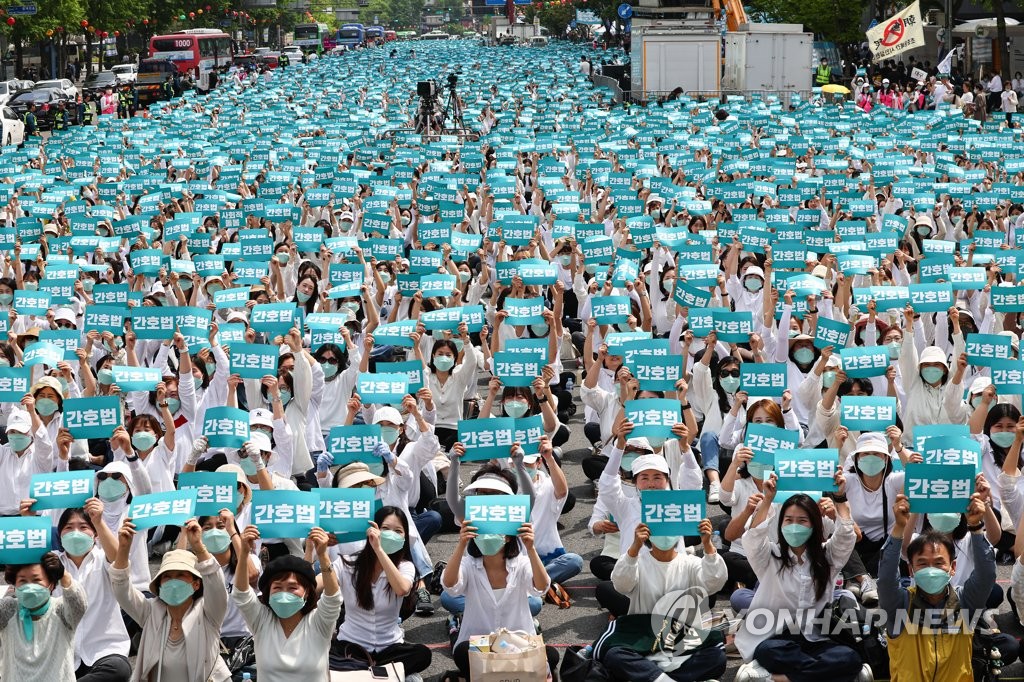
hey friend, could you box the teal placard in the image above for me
[913,424,970,451]
[493,351,545,388]
[326,424,383,465]
[773,448,839,492]
[421,304,486,333]
[904,463,975,513]
[130,248,164,276]
[376,360,425,396]
[317,487,376,536]
[177,472,240,516]
[628,353,684,392]
[839,346,890,378]
[213,287,251,309]
[21,342,64,368]
[249,303,300,338]
[63,396,121,438]
[591,295,631,325]
[30,470,94,511]
[251,490,320,539]
[458,417,517,462]
[202,406,251,448]
[373,320,417,347]
[0,516,51,564]
[39,329,81,361]
[640,489,705,536]
[83,305,126,336]
[624,398,681,440]
[356,372,409,404]
[814,316,851,350]
[229,343,279,380]
[909,283,954,313]
[744,423,800,463]
[991,359,1024,395]
[504,296,547,325]
[0,366,32,402]
[739,362,787,397]
[14,290,51,316]
[712,309,754,343]
[965,333,1013,367]
[840,396,897,431]
[466,494,531,535]
[919,436,982,474]
[111,365,162,392]
[128,490,198,530]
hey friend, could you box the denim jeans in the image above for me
[411,508,442,544]
[699,430,720,472]
[542,550,583,585]
[440,589,543,617]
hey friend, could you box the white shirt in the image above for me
[0,424,53,515]
[334,556,416,650]
[232,585,342,681]
[530,472,567,557]
[59,547,130,668]
[444,553,547,646]
[845,470,904,542]
[611,549,727,615]
[427,343,479,429]
[990,74,1003,93]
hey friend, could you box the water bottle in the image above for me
[566,376,575,393]
[242,674,251,681]
[580,645,593,660]
[711,530,723,551]
[835,574,845,590]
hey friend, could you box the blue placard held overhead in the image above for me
[640,489,705,537]
[128,490,198,530]
[465,494,531,535]
[30,471,95,511]
[0,516,51,564]
[251,490,320,539]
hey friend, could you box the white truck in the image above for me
[722,24,813,94]
[629,28,721,101]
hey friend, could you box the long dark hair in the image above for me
[776,494,830,601]
[984,403,1022,468]
[344,506,413,611]
[711,355,739,417]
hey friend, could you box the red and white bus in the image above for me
[148,29,235,89]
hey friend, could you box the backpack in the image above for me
[826,594,889,679]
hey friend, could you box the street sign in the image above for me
[7,5,37,15]
[617,3,633,19]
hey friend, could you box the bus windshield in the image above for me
[339,29,361,39]
[294,25,319,41]
[151,37,193,53]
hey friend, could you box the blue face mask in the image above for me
[279,389,292,406]
[920,366,945,385]
[239,457,258,476]
[97,368,114,385]
[744,278,763,292]
[270,591,306,618]
[202,528,231,554]
[928,513,961,533]
[159,579,195,606]
[276,253,290,265]
[720,376,740,394]
[531,322,549,336]
[15,583,50,610]
[620,454,637,472]
[747,462,770,480]
[781,523,813,547]
[61,530,95,556]
[793,347,815,365]
[504,400,530,418]
[856,454,887,477]
[35,398,59,417]
[97,478,127,502]
[297,290,312,304]
[367,461,385,476]
[822,370,837,388]
[474,533,506,556]
[991,431,1016,449]
[888,341,901,359]
[379,530,405,554]
[194,375,204,390]
[205,362,216,376]
[452,338,464,353]
[320,362,339,379]
[646,436,667,449]
[434,355,455,372]
[7,433,31,451]
[165,398,181,415]
[650,535,679,551]
[912,567,951,595]
[131,432,157,451]
[380,426,400,445]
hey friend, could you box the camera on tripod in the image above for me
[414,72,463,134]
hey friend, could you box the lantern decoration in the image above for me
[206,4,211,10]
[46,28,53,36]
[81,19,89,27]
[189,11,195,19]
[6,16,14,25]
[114,30,120,36]
[143,18,149,25]
[198,8,203,14]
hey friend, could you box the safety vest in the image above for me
[83,104,94,125]
[280,54,290,67]
[815,64,831,85]
[887,586,974,682]
[162,81,173,99]
[23,112,36,134]
[53,110,67,130]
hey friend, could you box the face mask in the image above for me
[781,523,813,547]
[434,355,455,372]
[912,566,952,595]
[159,578,195,606]
[857,454,887,477]
[585,263,598,274]
[504,400,530,418]
[380,426,400,445]
[744,278,763,293]
[822,371,837,389]
[23,281,38,291]
[793,347,815,365]
[558,255,571,267]
[61,530,95,556]
[452,339,464,353]
[367,461,385,476]
[530,322,549,336]
[646,436,667,449]
[269,591,306,618]
[916,225,931,237]
[459,271,471,284]
[379,529,405,554]
[888,341,901,359]
[165,398,181,414]
[7,433,31,451]
[620,454,637,472]
[180,279,193,291]
[239,457,258,476]
[131,432,158,451]
[207,284,224,295]
[0,294,11,306]
[202,528,232,554]
[97,368,114,385]
[991,431,1016,449]
[747,462,770,479]
[15,584,50,610]
[720,376,740,394]
[788,329,799,338]
[276,253,290,265]
[82,279,95,292]
[474,533,506,556]
[297,290,312,304]
[35,398,59,417]
[97,478,128,502]
[401,215,411,226]
[920,366,945,385]
[341,302,360,315]
[320,362,339,379]
[928,512,961,533]
[193,375,205,390]
[279,389,292,406]
[205,362,216,376]
[650,535,679,551]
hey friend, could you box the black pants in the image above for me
[436,426,458,452]
[595,580,630,617]
[601,645,726,682]
[331,639,432,674]
[453,640,559,678]
[590,554,617,581]
[582,454,607,481]
[721,550,757,590]
[753,634,861,682]
[76,654,132,681]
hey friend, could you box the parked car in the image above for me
[136,59,177,105]
[281,45,303,60]
[111,64,137,83]
[12,80,33,94]
[33,78,78,99]
[8,89,78,130]
[0,106,24,146]
[82,71,117,98]
[0,80,19,106]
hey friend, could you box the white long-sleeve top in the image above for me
[427,343,479,429]
[0,423,53,515]
[611,547,727,615]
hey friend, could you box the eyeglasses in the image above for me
[96,472,124,482]
[719,369,740,378]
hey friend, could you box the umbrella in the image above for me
[822,84,850,95]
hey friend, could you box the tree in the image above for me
[360,0,393,26]
[3,0,84,77]
[524,2,578,36]
[746,0,863,43]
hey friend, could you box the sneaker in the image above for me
[533,617,543,634]
[735,660,772,682]
[414,587,434,616]
[447,615,461,652]
[707,481,721,505]
[860,576,879,607]
[846,579,862,600]
[856,663,874,682]
[406,675,424,682]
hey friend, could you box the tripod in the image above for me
[442,83,464,130]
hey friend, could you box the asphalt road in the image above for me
[406,375,1024,682]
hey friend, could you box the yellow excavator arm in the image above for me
[711,0,748,31]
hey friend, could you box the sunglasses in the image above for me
[320,357,339,365]
[96,472,124,482]
[720,369,740,378]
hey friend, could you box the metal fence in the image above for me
[619,89,815,104]
[590,74,624,103]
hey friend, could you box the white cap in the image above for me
[372,406,403,426]
[853,432,889,456]
[998,330,1019,352]
[744,266,765,280]
[825,355,841,368]
[54,308,76,325]
[522,453,540,464]
[249,431,272,453]
[631,454,670,476]
[914,214,935,229]
[645,194,663,206]
[464,474,514,496]
[6,410,31,434]
[919,346,948,368]
[969,376,992,396]
[227,311,248,324]
[812,265,829,279]
[625,437,654,453]
[249,408,273,429]
[882,78,890,85]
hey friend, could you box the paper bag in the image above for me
[468,630,548,682]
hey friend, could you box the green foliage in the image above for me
[746,0,863,42]
[524,2,576,35]
[3,0,86,43]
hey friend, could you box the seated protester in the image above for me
[968,396,1020,557]
[441,515,554,680]
[523,436,583,602]
[0,551,87,682]
[596,517,727,682]
[580,322,627,455]
[718,393,800,454]
[690,333,743,503]
[734,472,871,682]
[327,506,432,678]
[587,490,621,581]
[120,391,176,493]
[718,444,771,603]
[52,500,131,681]
[880,493,1019,680]
[233,525,343,681]
[425,322,480,451]
[109,519,230,681]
